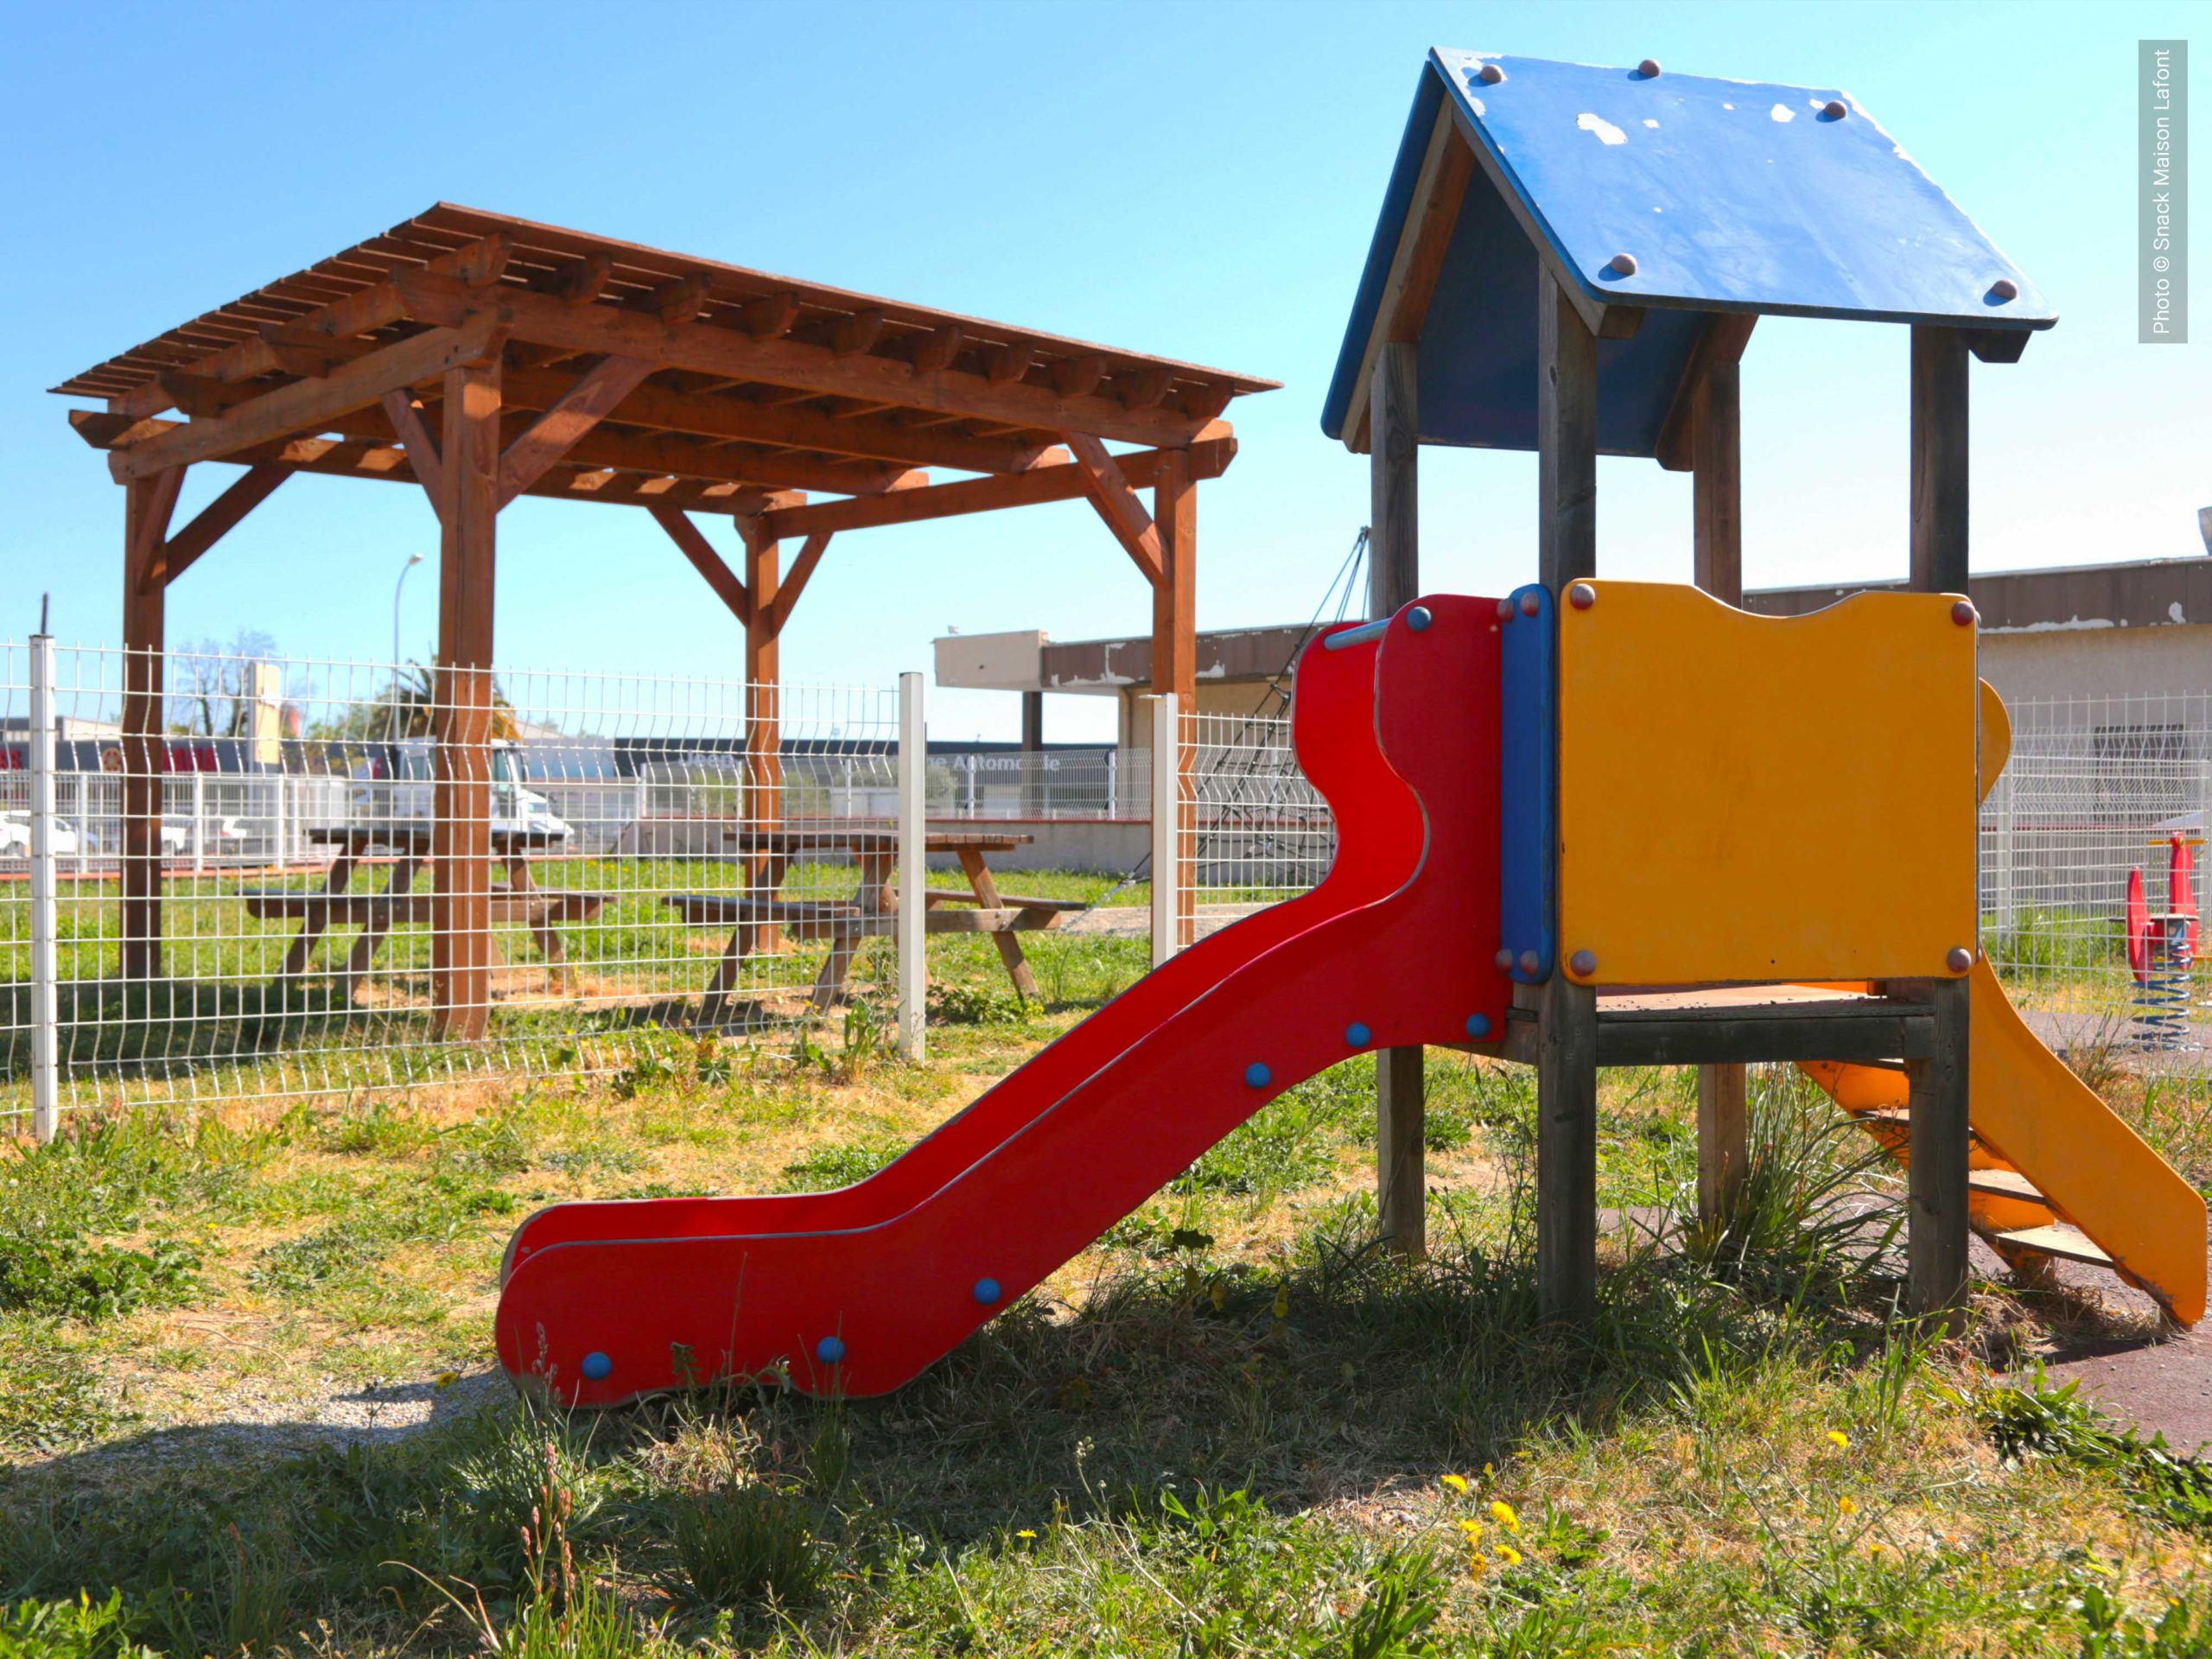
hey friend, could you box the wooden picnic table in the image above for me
[664,827,1082,1020]
[240,825,606,990]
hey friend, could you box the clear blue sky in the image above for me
[3,0,2201,741]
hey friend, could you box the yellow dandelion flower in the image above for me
[1441,1473,1470,1495]
[1490,1500,1520,1534]
[1457,1519,1484,1539]
[1837,1496,1859,1516]
[1827,1430,1851,1451]
[1483,1462,1495,1479]
[1493,1544,1522,1567]
[1015,1529,1037,1541]
[433,1371,459,1390]
[1466,1552,1487,1580]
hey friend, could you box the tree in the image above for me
[168,629,282,737]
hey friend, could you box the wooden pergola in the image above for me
[55,204,1276,1036]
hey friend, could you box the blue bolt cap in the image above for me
[816,1336,845,1365]
[1244,1061,1271,1089]
[1406,605,1433,632]
[1344,1022,1371,1047]
[974,1277,1001,1305]
[580,1351,612,1381]
[1465,1014,1491,1039]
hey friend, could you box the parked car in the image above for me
[159,816,249,855]
[346,740,572,841]
[0,814,82,856]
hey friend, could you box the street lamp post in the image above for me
[391,551,424,742]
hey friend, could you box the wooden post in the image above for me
[1690,349,1748,1224]
[119,470,182,981]
[1152,449,1196,950]
[1369,340,1427,1259]
[744,524,782,832]
[431,358,500,1040]
[1906,323,1973,1318]
[1910,327,1971,594]
[1536,275,1599,1325]
[1020,690,1044,817]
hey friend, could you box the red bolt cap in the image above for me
[1637,59,1662,78]
[1991,277,2019,302]
[1494,948,1513,972]
[1518,592,1541,617]
[1823,99,1848,119]
[1567,582,1597,610]
[1518,950,1540,976]
[1952,600,1977,626]
[1947,946,1974,973]
[1607,252,1638,277]
[1569,950,1597,977]
[1477,61,1505,85]
[1495,597,1513,621]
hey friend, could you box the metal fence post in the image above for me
[191,770,206,875]
[29,634,60,1143]
[1151,692,1179,968]
[897,671,926,1059]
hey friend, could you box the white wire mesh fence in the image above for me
[0,643,906,1119]
[1182,709,1333,905]
[1980,693,2207,1105]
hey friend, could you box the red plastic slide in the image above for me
[495,596,1508,1402]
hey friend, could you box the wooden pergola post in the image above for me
[120,467,183,981]
[1535,274,1600,1325]
[1690,339,1748,1224]
[1152,449,1197,951]
[1905,324,1974,1320]
[742,524,783,836]
[430,357,501,1040]
[1369,340,1426,1258]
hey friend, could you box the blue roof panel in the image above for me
[1323,52,2055,449]
[1433,48,2054,327]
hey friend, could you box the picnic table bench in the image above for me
[241,825,607,991]
[666,828,1081,1020]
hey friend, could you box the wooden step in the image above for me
[1995,1224,2114,1268]
[1967,1168,2050,1205]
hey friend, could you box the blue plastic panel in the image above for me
[1430,49,2055,327]
[1324,53,2053,450]
[1498,584,1554,984]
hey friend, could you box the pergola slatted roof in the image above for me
[66,202,1274,1027]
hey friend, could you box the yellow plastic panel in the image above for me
[1978,678,2011,804]
[1557,582,1977,984]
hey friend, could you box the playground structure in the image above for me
[54,206,1281,1040]
[490,54,2207,1404]
[2130,835,2202,1050]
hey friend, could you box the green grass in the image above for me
[2,926,2210,1654]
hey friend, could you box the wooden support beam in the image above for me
[430,358,501,1042]
[650,505,752,626]
[110,314,508,480]
[1066,433,1165,584]
[398,268,1230,453]
[765,532,831,637]
[1153,448,1197,956]
[1910,327,1971,594]
[1688,342,1749,1225]
[109,233,512,419]
[1905,323,1973,1322]
[1536,272,1599,1327]
[988,341,1035,385]
[906,325,963,375]
[257,321,370,378]
[1344,108,1474,452]
[830,308,885,358]
[1368,340,1427,1258]
[143,465,288,593]
[381,391,444,512]
[495,370,1046,473]
[1907,976,1973,1321]
[158,370,236,418]
[757,432,1235,542]
[1656,314,1757,473]
[494,353,658,508]
[120,472,181,981]
[741,291,800,340]
[557,251,614,306]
